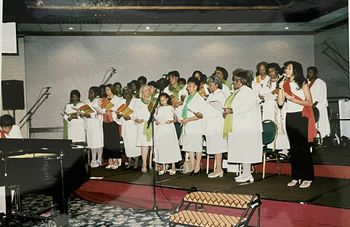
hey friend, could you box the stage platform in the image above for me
[75,162,350,227]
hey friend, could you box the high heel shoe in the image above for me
[235,175,254,183]
[168,169,176,175]
[208,171,224,178]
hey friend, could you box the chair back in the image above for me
[262,120,277,146]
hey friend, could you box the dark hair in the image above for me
[256,61,268,76]
[266,63,282,75]
[137,76,147,85]
[89,86,100,98]
[233,70,254,88]
[187,76,200,90]
[216,66,229,80]
[232,68,245,77]
[284,61,307,88]
[122,87,133,100]
[147,81,158,89]
[179,78,186,85]
[113,82,122,88]
[105,84,117,95]
[192,70,202,78]
[156,78,169,91]
[70,90,81,103]
[99,85,107,98]
[307,66,318,75]
[130,80,140,91]
[207,75,222,89]
[168,70,180,79]
[158,93,172,106]
[0,114,15,127]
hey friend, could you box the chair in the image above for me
[262,119,279,179]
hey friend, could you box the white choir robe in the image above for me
[180,92,206,152]
[310,78,330,138]
[154,105,182,164]
[204,89,227,154]
[84,98,104,149]
[164,84,188,118]
[64,102,86,143]
[259,81,290,150]
[133,98,152,146]
[222,83,232,99]
[121,98,141,157]
[252,75,270,104]
[227,86,263,164]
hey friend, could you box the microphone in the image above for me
[276,75,285,89]
[111,67,117,72]
[44,87,51,89]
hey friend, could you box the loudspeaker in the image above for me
[1,80,25,110]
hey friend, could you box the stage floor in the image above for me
[90,166,350,209]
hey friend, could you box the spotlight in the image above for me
[68,27,74,30]
[217,26,222,30]
[285,26,289,30]
[146,26,150,30]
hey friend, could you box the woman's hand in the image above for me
[181,118,191,124]
[223,108,233,114]
[155,120,160,125]
[165,120,173,124]
[135,119,144,124]
[123,116,131,121]
[284,92,296,102]
[116,113,123,119]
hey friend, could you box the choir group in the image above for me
[61,61,330,188]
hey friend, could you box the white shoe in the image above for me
[299,180,312,188]
[105,164,112,169]
[235,175,242,180]
[96,160,102,166]
[168,169,176,175]
[91,162,99,168]
[235,175,254,183]
[208,171,224,178]
[158,170,165,175]
[111,164,118,170]
[287,179,300,187]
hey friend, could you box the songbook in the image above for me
[101,99,114,111]
[68,112,78,119]
[79,104,95,115]
[209,101,224,112]
[116,104,133,117]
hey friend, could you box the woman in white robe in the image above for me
[224,70,262,183]
[84,87,104,168]
[154,93,182,175]
[205,75,227,178]
[180,77,206,175]
[133,85,156,173]
[63,90,85,143]
[120,88,140,169]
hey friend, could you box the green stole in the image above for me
[223,90,240,139]
[168,83,184,99]
[141,97,156,141]
[181,92,195,119]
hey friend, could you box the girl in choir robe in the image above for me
[121,88,140,169]
[154,93,182,175]
[180,77,206,175]
[84,87,104,168]
[133,85,156,173]
[100,84,125,170]
[205,75,227,178]
[63,90,86,143]
[223,70,262,183]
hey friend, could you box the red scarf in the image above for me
[283,81,316,142]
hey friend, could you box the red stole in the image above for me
[283,81,316,142]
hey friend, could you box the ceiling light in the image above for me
[285,26,289,30]
[146,26,150,30]
[217,26,222,30]
[68,27,74,30]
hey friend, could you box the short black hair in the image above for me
[89,86,100,97]
[137,76,147,85]
[187,76,200,89]
[179,78,186,85]
[266,63,281,74]
[216,66,229,80]
[0,114,15,127]
[147,81,158,88]
[307,66,318,75]
[70,90,81,103]
[168,70,180,78]
[158,93,172,106]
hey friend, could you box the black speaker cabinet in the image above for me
[2,80,25,110]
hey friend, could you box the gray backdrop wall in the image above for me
[24,35,315,131]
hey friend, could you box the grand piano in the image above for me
[0,138,90,224]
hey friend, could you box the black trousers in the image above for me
[103,121,121,159]
[286,112,314,181]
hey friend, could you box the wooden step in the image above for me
[169,210,244,227]
[183,191,252,209]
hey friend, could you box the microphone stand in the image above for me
[142,86,167,219]
[101,69,116,85]
[20,90,51,137]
